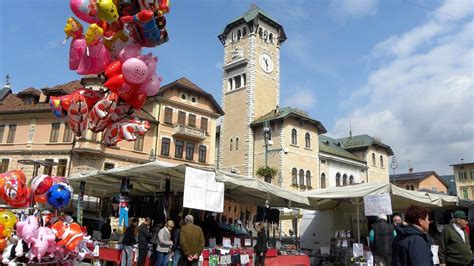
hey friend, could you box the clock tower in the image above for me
[218,6,286,176]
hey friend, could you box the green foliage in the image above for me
[256,166,278,179]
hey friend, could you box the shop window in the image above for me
[56,159,67,176]
[200,117,208,133]
[291,129,297,145]
[198,145,207,163]
[235,138,239,150]
[299,169,304,186]
[230,139,233,151]
[0,159,9,173]
[178,111,186,125]
[372,153,376,166]
[164,107,173,124]
[336,173,341,187]
[186,143,194,161]
[175,140,184,159]
[306,171,311,187]
[188,114,196,128]
[321,173,326,189]
[104,162,115,170]
[292,168,297,185]
[161,138,170,156]
[49,123,60,142]
[63,124,72,142]
[6,125,16,143]
[380,155,384,168]
[0,125,4,143]
[305,133,310,148]
[43,159,54,175]
[134,135,144,151]
[349,175,354,185]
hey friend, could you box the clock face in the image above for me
[259,53,274,73]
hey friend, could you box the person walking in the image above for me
[121,218,139,266]
[156,220,175,266]
[439,211,472,266]
[137,218,152,266]
[369,214,395,266]
[179,215,204,266]
[254,223,268,266]
[392,205,433,266]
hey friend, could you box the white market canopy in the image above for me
[67,161,310,208]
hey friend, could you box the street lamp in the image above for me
[391,156,398,185]
[263,121,287,186]
[149,149,156,162]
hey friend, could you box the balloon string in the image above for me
[86,46,90,57]
[62,37,69,45]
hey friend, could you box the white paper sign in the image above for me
[363,193,392,216]
[183,167,224,213]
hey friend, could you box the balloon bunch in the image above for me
[54,0,170,145]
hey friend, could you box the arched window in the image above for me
[242,74,246,87]
[237,29,241,40]
[258,27,263,38]
[230,139,233,151]
[263,30,268,41]
[321,173,326,189]
[299,169,305,186]
[292,168,297,185]
[306,171,311,187]
[242,27,247,36]
[372,153,376,166]
[406,184,410,190]
[349,175,354,185]
[305,133,310,148]
[235,137,239,150]
[336,173,341,187]
[228,78,232,91]
[343,174,348,186]
[269,33,273,43]
[291,129,297,145]
[380,155,384,168]
[410,184,415,190]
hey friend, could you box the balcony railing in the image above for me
[173,124,206,140]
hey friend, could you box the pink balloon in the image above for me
[138,74,162,96]
[16,216,39,245]
[70,0,100,24]
[77,41,111,75]
[118,44,142,63]
[30,227,56,262]
[138,53,157,75]
[122,58,148,84]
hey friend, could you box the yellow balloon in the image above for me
[96,0,119,23]
[0,210,17,236]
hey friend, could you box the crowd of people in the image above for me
[370,205,472,266]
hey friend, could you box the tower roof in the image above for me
[218,6,287,45]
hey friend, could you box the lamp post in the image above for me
[391,156,398,185]
[149,149,156,162]
[263,121,285,185]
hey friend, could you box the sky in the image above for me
[0,0,473,175]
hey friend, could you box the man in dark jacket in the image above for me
[137,217,152,266]
[439,211,472,266]
[121,218,139,266]
[392,205,433,266]
[370,214,395,266]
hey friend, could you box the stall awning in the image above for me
[67,161,310,208]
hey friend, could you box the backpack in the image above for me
[150,230,159,245]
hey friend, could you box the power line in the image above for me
[404,0,474,24]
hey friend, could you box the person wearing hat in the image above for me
[439,210,472,266]
[369,214,395,266]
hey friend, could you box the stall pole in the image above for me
[356,197,360,243]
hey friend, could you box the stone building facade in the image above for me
[451,162,474,200]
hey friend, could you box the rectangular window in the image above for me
[200,117,208,133]
[178,111,186,125]
[63,124,72,142]
[471,170,474,179]
[460,172,466,180]
[161,138,170,156]
[43,159,54,175]
[134,135,144,151]
[104,162,115,170]
[186,142,195,161]
[50,123,60,142]
[188,114,196,127]
[56,159,67,176]
[164,107,173,124]
[175,140,184,159]
[0,159,9,173]
[0,125,4,143]
[198,145,207,163]
[6,125,16,143]
[463,189,469,199]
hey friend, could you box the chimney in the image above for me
[408,167,414,174]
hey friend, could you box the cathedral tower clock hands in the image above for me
[259,53,274,73]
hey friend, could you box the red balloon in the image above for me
[104,74,125,93]
[34,194,47,204]
[7,170,26,183]
[31,175,54,195]
[105,60,122,78]
[127,92,147,109]
[0,237,6,252]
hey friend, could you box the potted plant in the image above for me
[256,166,278,183]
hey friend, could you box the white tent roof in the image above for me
[67,161,309,208]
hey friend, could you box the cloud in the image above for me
[330,0,378,20]
[282,87,317,111]
[331,2,474,174]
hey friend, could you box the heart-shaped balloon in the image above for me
[70,0,100,24]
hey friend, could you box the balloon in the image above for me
[35,194,47,204]
[103,118,150,145]
[30,227,57,262]
[88,93,119,132]
[64,17,86,71]
[0,179,29,208]
[138,74,162,96]
[51,221,86,251]
[6,187,30,208]
[118,44,141,62]
[67,93,89,137]
[47,183,72,208]
[52,176,69,184]
[96,0,119,23]
[122,58,148,84]
[77,24,111,75]
[6,170,26,184]
[0,210,17,238]
[70,0,100,24]
[31,175,54,195]
[121,10,167,48]
[103,73,125,93]
[0,238,6,252]
[110,100,134,122]
[126,91,147,109]
[105,60,122,78]
[16,215,39,245]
